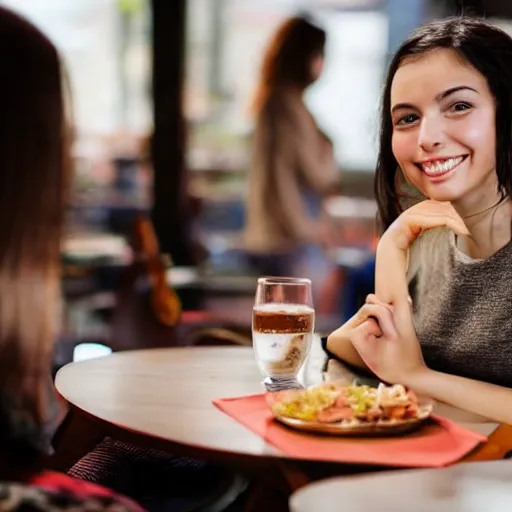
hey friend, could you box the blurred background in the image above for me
[6,0,511,366]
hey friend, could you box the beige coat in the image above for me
[244,88,339,253]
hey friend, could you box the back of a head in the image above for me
[251,15,326,116]
[0,6,69,466]
[375,16,512,231]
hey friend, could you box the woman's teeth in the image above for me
[422,156,464,175]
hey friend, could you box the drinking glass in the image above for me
[252,277,315,391]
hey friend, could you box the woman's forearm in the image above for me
[375,238,411,306]
[407,368,512,425]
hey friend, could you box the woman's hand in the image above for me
[380,200,469,251]
[349,295,512,425]
[326,300,390,370]
[376,200,468,306]
[349,294,427,386]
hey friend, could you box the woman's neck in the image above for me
[452,191,511,260]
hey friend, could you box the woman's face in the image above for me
[390,48,497,207]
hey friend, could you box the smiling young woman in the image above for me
[325,17,512,425]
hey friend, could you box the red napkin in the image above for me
[213,394,486,468]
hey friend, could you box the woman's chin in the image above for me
[422,185,464,204]
[425,193,458,203]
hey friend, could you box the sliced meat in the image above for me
[404,403,420,418]
[316,406,354,423]
[366,407,382,421]
[388,406,407,419]
[334,395,348,408]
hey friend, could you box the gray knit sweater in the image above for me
[408,228,512,388]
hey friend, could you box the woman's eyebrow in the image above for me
[391,85,478,114]
[436,85,478,101]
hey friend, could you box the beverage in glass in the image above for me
[252,277,314,390]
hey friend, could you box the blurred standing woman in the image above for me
[244,15,340,278]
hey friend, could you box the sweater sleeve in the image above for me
[265,105,324,242]
[291,109,340,196]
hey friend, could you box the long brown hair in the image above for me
[375,17,512,233]
[0,8,70,431]
[251,15,326,116]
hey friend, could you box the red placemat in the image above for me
[214,394,486,468]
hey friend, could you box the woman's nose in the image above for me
[418,116,443,152]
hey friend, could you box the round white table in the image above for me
[290,460,512,512]
[55,346,500,463]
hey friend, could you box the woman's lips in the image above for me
[416,155,468,178]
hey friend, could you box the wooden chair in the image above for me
[107,215,251,352]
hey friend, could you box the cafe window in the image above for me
[1,0,153,232]
[184,0,388,174]
[2,0,151,134]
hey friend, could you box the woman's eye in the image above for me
[396,114,419,126]
[450,102,472,113]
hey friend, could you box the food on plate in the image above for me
[269,383,421,424]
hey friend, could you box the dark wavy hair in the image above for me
[251,15,326,116]
[374,17,512,232]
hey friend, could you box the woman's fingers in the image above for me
[366,293,413,311]
[355,303,397,339]
[386,201,469,251]
[359,316,381,338]
[351,318,382,373]
[408,201,469,235]
[407,210,469,236]
[393,213,468,250]
[365,294,394,311]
